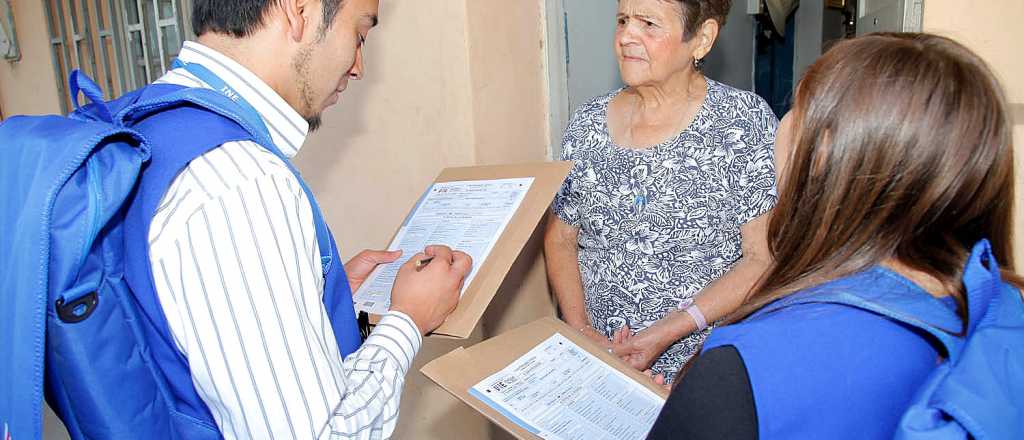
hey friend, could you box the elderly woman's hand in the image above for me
[643,369,671,392]
[610,321,680,371]
[578,326,615,350]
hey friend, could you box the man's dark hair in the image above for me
[191,0,345,38]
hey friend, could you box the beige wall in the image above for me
[923,0,1024,261]
[2,0,551,437]
[294,1,553,438]
[0,0,62,117]
[8,0,1019,439]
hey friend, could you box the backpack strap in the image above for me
[757,240,1012,362]
[757,283,959,353]
[68,70,114,122]
[959,240,1004,336]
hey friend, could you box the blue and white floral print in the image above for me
[553,78,778,379]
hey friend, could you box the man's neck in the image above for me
[195,33,292,104]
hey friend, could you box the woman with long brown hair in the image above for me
[646,33,1022,439]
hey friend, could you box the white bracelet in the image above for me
[683,303,708,332]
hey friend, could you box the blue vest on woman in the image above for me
[703,267,961,439]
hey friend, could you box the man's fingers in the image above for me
[402,252,431,269]
[360,249,402,263]
[450,251,472,276]
[423,245,454,264]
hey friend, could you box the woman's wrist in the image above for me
[666,309,699,339]
[565,316,591,331]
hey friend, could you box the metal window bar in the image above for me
[44,0,130,112]
[151,0,167,72]
[44,0,72,112]
[122,0,149,87]
[65,0,88,82]
[92,0,122,97]
[45,0,185,112]
[78,0,100,84]
[154,0,183,72]
[104,0,131,96]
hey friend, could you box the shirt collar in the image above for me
[176,41,308,158]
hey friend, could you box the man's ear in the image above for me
[282,0,312,42]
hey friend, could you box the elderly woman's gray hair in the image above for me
[669,0,733,40]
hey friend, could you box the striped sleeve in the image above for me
[150,144,422,440]
[323,313,421,440]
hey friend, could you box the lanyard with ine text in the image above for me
[171,58,336,276]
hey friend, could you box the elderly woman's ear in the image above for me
[692,19,721,62]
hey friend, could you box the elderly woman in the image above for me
[545,0,778,381]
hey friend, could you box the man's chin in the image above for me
[306,114,323,132]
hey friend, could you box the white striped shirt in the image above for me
[149,41,421,440]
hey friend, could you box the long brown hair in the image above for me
[732,33,1019,321]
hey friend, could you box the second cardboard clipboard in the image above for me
[421,317,671,440]
[367,161,571,339]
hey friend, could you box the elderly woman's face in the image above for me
[615,0,700,86]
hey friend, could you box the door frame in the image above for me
[543,0,570,160]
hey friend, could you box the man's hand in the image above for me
[610,321,678,371]
[345,249,403,293]
[390,245,472,335]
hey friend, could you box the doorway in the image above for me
[543,0,902,152]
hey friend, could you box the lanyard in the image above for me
[171,59,274,147]
[171,58,336,275]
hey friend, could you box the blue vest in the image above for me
[704,267,961,439]
[119,83,364,437]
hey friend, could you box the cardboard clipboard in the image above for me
[420,317,671,440]
[366,161,571,339]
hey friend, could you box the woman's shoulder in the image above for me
[708,268,953,362]
[705,79,777,122]
[712,300,922,351]
[704,290,946,439]
[706,79,767,107]
[560,88,624,158]
[568,87,624,121]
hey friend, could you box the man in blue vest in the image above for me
[145,0,470,437]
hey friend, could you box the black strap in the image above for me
[358,311,371,341]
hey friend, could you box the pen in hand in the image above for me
[414,256,435,272]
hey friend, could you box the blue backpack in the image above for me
[758,240,1024,439]
[0,71,363,439]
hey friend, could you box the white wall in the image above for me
[562,0,622,114]
[792,0,825,82]
[704,1,756,91]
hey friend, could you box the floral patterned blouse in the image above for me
[553,78,778,379]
